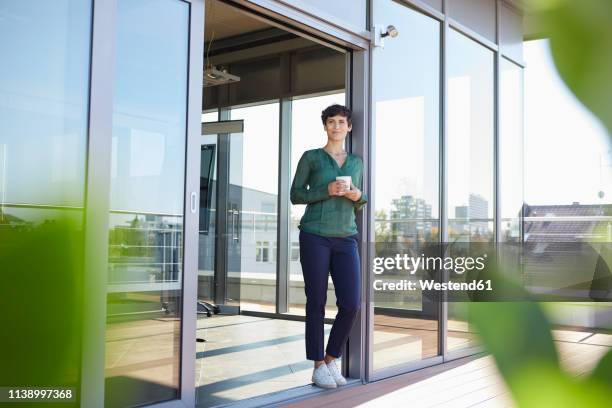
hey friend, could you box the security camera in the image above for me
[381,25,399,38]
[373,24,399,47]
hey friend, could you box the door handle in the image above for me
[228,209,235,240]
[227,208,239,241]
[190,191,197,213]
[233,209,239,241]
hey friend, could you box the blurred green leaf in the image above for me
[468,256,557,378]
[511,363,611,408]
[0,218,83,407]
[478,2,612,404]
[469,300,558,379]
[589,348,612,386]
[469,264,612,407]
[530,0,612,133]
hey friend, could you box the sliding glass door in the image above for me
[102,0,203,406]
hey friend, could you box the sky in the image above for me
[524,39,612,206]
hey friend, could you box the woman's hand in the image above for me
[328,180,348,196]
[344,183,362,202]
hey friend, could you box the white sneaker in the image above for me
[326,359,347,386]
[311,363,337,389]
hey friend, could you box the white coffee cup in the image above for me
[336,176,352,192]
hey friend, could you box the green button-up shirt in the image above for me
[290,148,368,237]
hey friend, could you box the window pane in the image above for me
[500,58,524,243]
[447,29,494,352]
[447,29,494,235]
[372,1,441,370]
[230,101,279,313]
[105,0,189,406]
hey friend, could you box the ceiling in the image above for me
[204,0,270,42]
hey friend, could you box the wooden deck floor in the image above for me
[281,329,611,408]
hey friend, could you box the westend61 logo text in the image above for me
[372,253,487,275]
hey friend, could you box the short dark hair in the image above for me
[321,104,352,126]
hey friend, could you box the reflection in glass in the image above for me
[373,220,440,369]
[448,220,494,242]
[105,0,189,406]
[372,1,441,371]
[500,59,524,243]
[288,92,345,316]
[447,29,494,352]
[0,0,91,208]
[0,0,92,393]
[447,29,494,239]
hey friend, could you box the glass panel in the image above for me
[0,0,92,395]
[0,0,91,207]
[373,222,440,370]
[230,102,280,312]
[288,92,345,316]
[446,28,494,352]
[500,58,524,243]
[198,142,217,303]
[105,0,189,406]
[372,0,441,370]
[198,111,218,304]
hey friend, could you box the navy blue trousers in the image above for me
[299,230,361,361]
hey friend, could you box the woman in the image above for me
[290,104,368,389]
